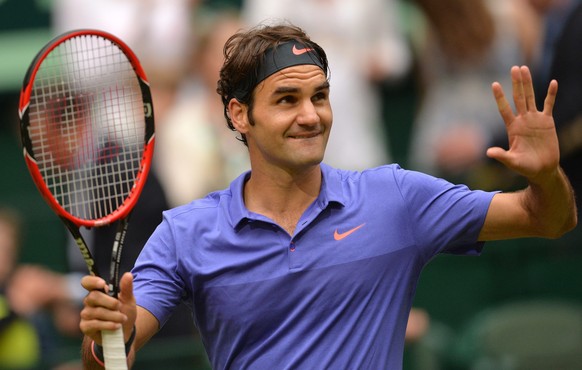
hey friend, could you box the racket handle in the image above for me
[102,327,128,370]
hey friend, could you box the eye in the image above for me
[312,91,328,103]
[278,95,297,104]
[47,95,88,130]
[48,97,70,129]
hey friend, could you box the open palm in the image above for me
[487,66,559,183]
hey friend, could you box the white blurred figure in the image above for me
[242,0,412,170]
[155,11,251,207]
[52,0,198,124]
[52,0,194,81]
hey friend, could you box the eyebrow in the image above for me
[272,81,330,96]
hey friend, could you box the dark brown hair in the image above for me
[217,22,329,146]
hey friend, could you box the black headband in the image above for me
[257,40,324,82]
[232,41,324,100]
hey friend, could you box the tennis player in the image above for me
[79,23,577,369]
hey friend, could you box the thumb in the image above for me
[118,272,135,305]
[118,272,137,341]
[486,146,511,167]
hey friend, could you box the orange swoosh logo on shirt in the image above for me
[333,223,366,241]
[292,45,314,55]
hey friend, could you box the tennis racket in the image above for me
[18,29,155,370]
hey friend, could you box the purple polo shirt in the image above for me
[132,163,496,369]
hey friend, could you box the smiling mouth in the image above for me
[288,132,321,139]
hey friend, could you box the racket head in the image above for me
[18,29,155,228]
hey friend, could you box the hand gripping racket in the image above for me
[18,30,155,370]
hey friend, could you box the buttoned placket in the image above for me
[287,199,327,271]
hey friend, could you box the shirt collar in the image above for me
[229,164,346,229]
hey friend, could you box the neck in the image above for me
[244,165,322,234]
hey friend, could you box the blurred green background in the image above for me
[1,1,582,369]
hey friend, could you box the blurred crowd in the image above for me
[0,0,581,369]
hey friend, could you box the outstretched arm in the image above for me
[479,66,577,241]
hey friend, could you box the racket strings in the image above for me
[27,35,146,221]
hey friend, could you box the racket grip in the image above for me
[102,327,128,370]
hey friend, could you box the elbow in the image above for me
[562,203,579,236]
[544,211,578,239]
[563,210,579,236]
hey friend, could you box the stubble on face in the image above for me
[244,65,333,173]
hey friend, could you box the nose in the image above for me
[296,99,320,126]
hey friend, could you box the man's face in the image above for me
[41,94,91,169]
[243,64,332,173]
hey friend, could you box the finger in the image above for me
[79,320,103,344]
[520,66,536,112]
[79,302,127,345]
[511,66,527,115]
[492,82,514,124]
[81,275,108,293]
[81,305,127,325]
[486,147,513,169]
[84,290,122,311]
[543,79,558,116]
[118,272,135,305]
[117,272,138,343]
[80,319,122,344]
[486,146,506,160]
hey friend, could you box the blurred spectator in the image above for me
[52,0,200,126]
[52,0,196,83]
[407,0,534,189]
[546,1,582,217]
[0,207,41,369]
[155,10,251,207]
[523,0,581,107]
[241,0,413,170]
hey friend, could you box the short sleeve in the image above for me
[132,213,187,327]
[393,166,497,258]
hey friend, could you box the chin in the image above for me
[300,153,325,167]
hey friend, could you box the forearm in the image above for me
[523,166,577,238]
[480,167,577,241]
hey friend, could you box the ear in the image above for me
[228,98,250,135]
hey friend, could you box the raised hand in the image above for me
[487,65,559,184]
